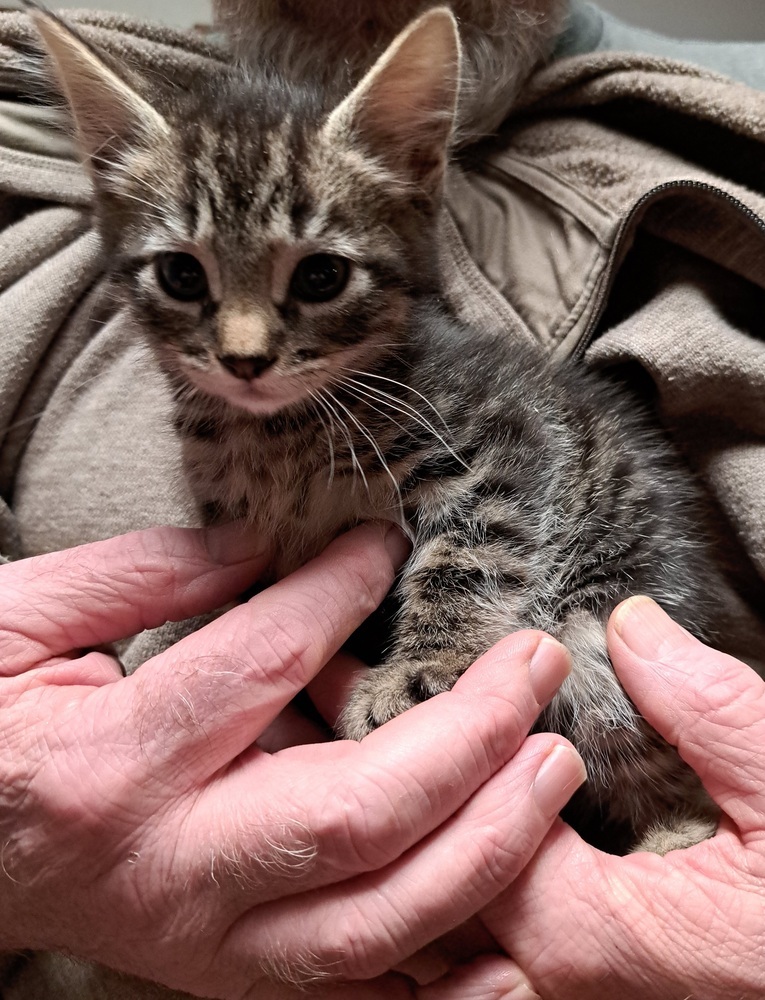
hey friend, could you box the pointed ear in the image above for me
[323,7,460,197]
[26,5,169,179]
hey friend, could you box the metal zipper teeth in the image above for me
[571,178,765,362]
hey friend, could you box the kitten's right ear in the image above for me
[24,2,169,180]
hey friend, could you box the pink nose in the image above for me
[219,354,276,380]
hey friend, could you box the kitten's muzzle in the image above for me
[219,353,277,381]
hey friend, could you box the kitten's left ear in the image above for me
[323,6,461,198]
[24,2,170,181]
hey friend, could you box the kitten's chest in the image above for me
[182,418,401,576]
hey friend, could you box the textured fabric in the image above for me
[557,0,765,91]
[0,6,764,998]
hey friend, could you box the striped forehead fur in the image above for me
[103,63,434,262]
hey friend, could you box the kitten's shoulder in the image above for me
[412,298,548,375]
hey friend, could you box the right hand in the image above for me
[0,522,583,999]
[479,597,765,999]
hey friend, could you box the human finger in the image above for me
[222,734,585,983]
[199,631,574,905]
[609,596,765,835]
[256,700,331,752]
[257,648,367,751]
[240,972,417,1000]
[396,916,498,984]
[12,650,123,690]
[308,650,368,726]
[124,523,409,779]
[419,955,542,1000]
[0,522,270,673]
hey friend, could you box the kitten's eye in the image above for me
[290,254,350,303]
[155,252,209,302]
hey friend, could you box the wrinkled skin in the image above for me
[0,521,583,1000]
[480,597,765,999]
[368,598,765,999]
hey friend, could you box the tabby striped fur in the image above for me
[32,5,719,852]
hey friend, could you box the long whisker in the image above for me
[337,374,469,471]
[114,190,168,216]
[343,368,452,432]
[96,156,178,227]
[330,377,412,441]
[324,389,406,528]
[308,389,337,488]
[321,391,368,496]
[97,155,162,192]
[1,366,112,437]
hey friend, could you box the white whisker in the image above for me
[308,389,337,489]
[115,190,166,214]
[337,374,469,471]
[324,389,406,528]
[343,368,452,432]
[95,156,176,227]
[321,391,368,496]
[331,377,412,441]
[1,367,111,437]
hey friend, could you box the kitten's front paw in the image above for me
[339,658,464,740]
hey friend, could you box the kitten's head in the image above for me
[28,4,460,416]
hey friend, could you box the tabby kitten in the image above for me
[31,4,718,853]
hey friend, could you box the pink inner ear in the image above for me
[324,8,460,192]
[31,8,169,166]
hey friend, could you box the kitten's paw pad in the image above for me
[632,814,718,855]
[339,662,460,740]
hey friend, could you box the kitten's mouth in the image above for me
[226,376,310,415]
[184,363,313,416]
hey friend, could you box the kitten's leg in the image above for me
[339,529,531,739]
[340,543,719,855]
[549,610,719,854]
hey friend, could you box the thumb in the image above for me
[608,596,765,835]
[418,955,542,999]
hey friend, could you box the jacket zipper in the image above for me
[571,179,765,362]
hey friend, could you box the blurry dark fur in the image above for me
[214,0,567,141]
[31,5,718,853]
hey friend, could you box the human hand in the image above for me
[480,596,765,999]
[0,522,584,1000]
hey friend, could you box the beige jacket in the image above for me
[0,10,764,999]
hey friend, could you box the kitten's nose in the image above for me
[219,354,276,381]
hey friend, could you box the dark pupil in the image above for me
[291,254,350,303]
[156,252,208,302]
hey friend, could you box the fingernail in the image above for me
[533,745,587,818]
[515,987,543,1000]
[529,636,571,706]
[612,595,690,659]
[204,521,269,564]
[384,524,413,569]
